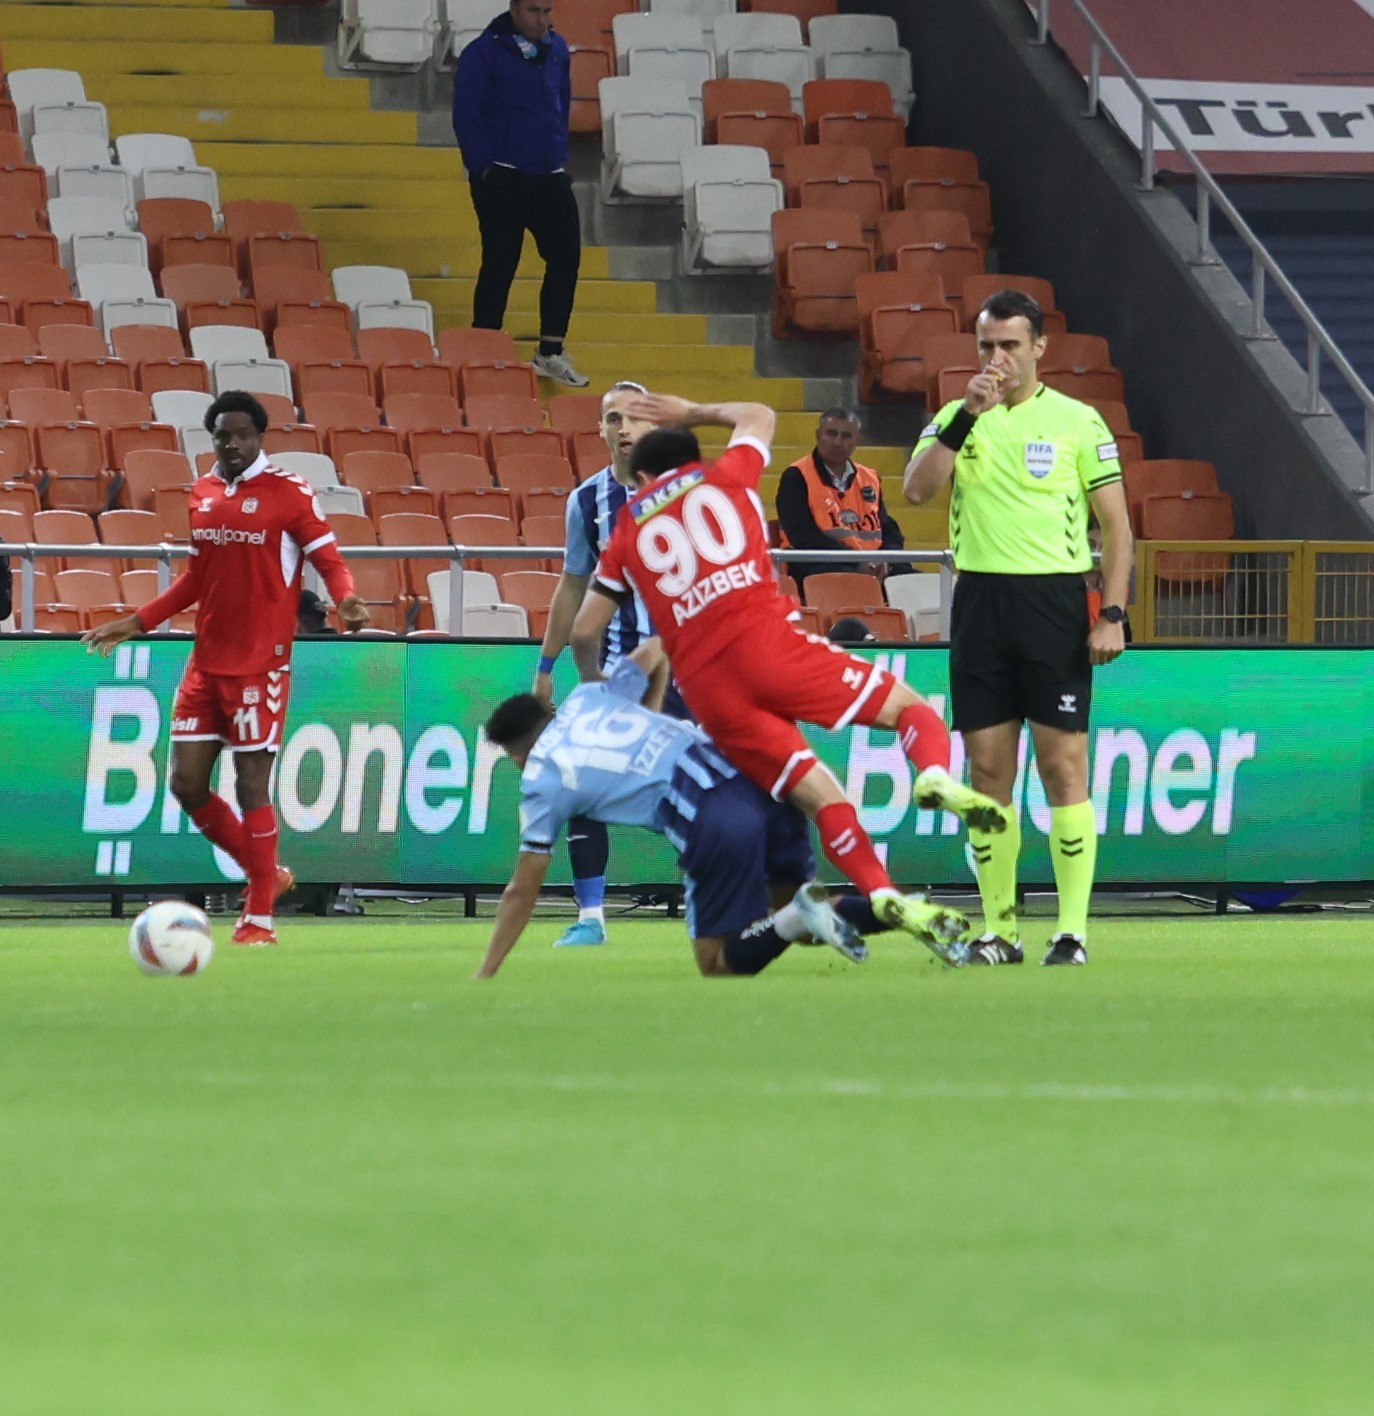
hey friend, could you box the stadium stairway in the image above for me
[3,0,943,547]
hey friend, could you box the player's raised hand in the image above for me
[81,613,143,657]
[337,594,371,634]
[625,392,695,427]
[963,365,1016,415]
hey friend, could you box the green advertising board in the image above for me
[0,639,1370,889]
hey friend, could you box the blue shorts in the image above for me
[677,774,814,940]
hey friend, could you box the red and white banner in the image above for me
[1041,0,1374,173]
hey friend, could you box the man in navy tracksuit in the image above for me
[452,0,588,388]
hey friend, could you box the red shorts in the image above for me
[170,663,292,753]
[681,620,894,799]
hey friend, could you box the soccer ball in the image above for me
[128,900,215,977]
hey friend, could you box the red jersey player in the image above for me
[82,391,369,946]
[572,393,1008,963]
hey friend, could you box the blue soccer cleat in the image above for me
[553,918,607,948]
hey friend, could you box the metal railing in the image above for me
[1032,0,1374,491]
[0,543,958,638]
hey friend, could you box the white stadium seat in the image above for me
[211,357,293,400]
[646,0,737,40]
[332,265,435,337]
[884,570,945,640]
[115,133,220,208]
[54,163,135,214]
[7,68,86,140]
[438,0,493,65]
[314,483,367,518]
[180,426,215,461]
[47,195,133,272]
[189,325,271,365]
[337,0,441,70]
[821,50,915,122]
[151,389,215,431]
[713,14,811,110]
[807,15,901,60]
[426,569,502,633]
[680,146,782,272]
[31,100,111,144]
[462,603,528,639]
[71,227,148,272]
[100,296,180,337]
[76,262,155,307]
[598,78,700,202]
[30,132,111,176]
[613,14,715,113]
[272,452,339,489]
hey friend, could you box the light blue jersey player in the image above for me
[529,381,659,950]
[476,643,867,979]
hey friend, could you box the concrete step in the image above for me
[103,105,417,146]
[199,142,454,180]
[218,176,462,211]
[3,38,325,76]
[86,74,373,111]
[0,3,271,41]
[422,277,660,318]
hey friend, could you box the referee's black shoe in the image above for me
[1042,934,1087,966]
[965,933,1023,965]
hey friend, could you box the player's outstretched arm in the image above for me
[571,586,619,681]
[533,569,591,704]
[627,636,669,711]
[81,612,144,657]
[474,850,551,978]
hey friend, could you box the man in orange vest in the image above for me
[777,407,909,592]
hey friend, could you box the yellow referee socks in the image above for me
[1050,800,1098,939]
[970,807,1021,941]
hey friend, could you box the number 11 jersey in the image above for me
[593,436,789,681]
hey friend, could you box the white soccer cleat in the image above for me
[913,766,1010,835]
[869,887,970,966]
[793,882,867,964]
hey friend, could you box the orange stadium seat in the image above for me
[162,231,236,274]
[567,42,614,135]
[379,360,456,404]
[856,274,959,402]
[804,76,898,137]
[520,488,571,523]
[1123,459,1220,538]
[108,420,180,472]
[771,208,871,338]
[406,425,484,467]
[1141,490,1235,590]
[518,513,566,559]
[436,326,518,371]
[32,604,83,633]
[384,391,464,439]
[184,298,261,334]
[785,145,886,250]
[355,326,432,387]
[326,510,377,548]
[36,424,115,513]
[443,485,516,522]
[448,512,530,575]
[1089,399,1144,464]
[262,422,322,457]
[547,393,602,437]
[160,263,241,317]
[703,77,795,145]
[274,324,354,370]
[960,274,1066,335]
[302,390,381,433]
[1042,367,1126,404]
[0,165,49,212]
[9,385,76,424]
[81,386,151,437]
[0,354,60,403]
[37,323,106,372]
[221,199,304,278]
[496,451,575,495]
[497,570,559,617]
[98,508,160,571]
[326,423,401,464]
[0,504,32,544]
[152,485,192,543]
[415,451,491,493]
[456,360,537,404]
[22,295,95,337]
[119,570,160,607]
[247,231,324,283]
[377,511,449,598]
[111,324,185,367]
[68,358,135,403]
[0,230,60,268]
[917,333,979,408]
[802,570,884,612]
[137,198,216,276]
[567,429,608,480]
[821,604,910,641]
[120,448,192,511]
[253,392,296,428]
[253,267,338,330]
[297,358,373,403]
[137,357,211,398]
[1042,332,1113,372]
[34,508,117,576]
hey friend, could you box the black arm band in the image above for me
[936,406,978,452]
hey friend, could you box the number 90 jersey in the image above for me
[593,436,789,681]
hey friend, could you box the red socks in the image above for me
[816,801,891,896]
[190,794,246,863]
[241,803,279,918]
[896,701,951,774]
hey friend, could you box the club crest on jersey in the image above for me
[242,686,260,705]
[199,498,213,512]
[633,467,705,522]
[1025,441,1056,479]
[242,497,258,514]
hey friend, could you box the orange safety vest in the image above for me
[779,453,884,552]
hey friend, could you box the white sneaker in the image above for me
[913,765,1009,834]
[793,882,867,963]
[532,350,590,387]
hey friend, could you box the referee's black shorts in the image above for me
[948,572,1093,733]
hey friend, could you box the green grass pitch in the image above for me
[3,909,1374,1415]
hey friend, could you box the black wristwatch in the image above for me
[1100,604,1127,624]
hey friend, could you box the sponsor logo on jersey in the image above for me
[242,497,258,514]
[1097,441,1119,462]
[1025,441,1056,479]
[632,467,705,523]
[171,716,199,732]
[243,686,260,705]
[192,526,268,546]
[670,560,762,625]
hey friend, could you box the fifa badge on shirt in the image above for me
[242,498,258,514]
[1025,441,1056,479]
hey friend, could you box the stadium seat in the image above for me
[384,391,464,441]
[681,144,782,271]
[1042,367,1127,404]
[30,130,107,177]
[275,323,355,373]
[327,424,402,464]
[379,360,456,404]
[135,357,210,398]
[960,274,1066,334]
[436,326,518,370]
[272,451,339,489]
[884,569,944,638]
[495,451,575,504]
[36,322,107,373]
[856,271,959,401]
[68,357,135,403]
[339,448,415,511]
[566,429,610,481]
[160,265,243,327]
[614,14,715,118]
[115,133,218,208]
[355,326,434,382]
[54,161,134,216]
[424,566,494,633]
[80,384,150,434]
[879,208,979,273]
[416,452,493,517]
[221,199,304,278]
[803,78,896,140]
[448,511,536,575]
[9,390,77,434]
[1089,398,1144,466]
[802,570,884,612]
[107,419,179,472]
[462,602,530,639]
[0,502,34,547]
[36,422,116,512]
[97,507,159,571]
[120,448,192,510]
[136,197,216,274]
[546,393,602,437]
[820,603,909,641]
[406,425,483,468]
[1042,332,1114,373]
[518,513,566,558]
[337,0,442,70]
[810,19,914,122]
[296,357,373,403]
[892,150,993,245]
[496,569,560,619]
[377,509,450,598]
[598,77,700,200]
[701,77,794,145]
[1123,459,1221,538]
[31,603,83,633]
[332,265,434,338]
[262,422,322,457]
[34,507,116,576]
[713,14,810,108]
[0,231,61,270]
[254,268,341,333]
[0,164,51,214]
[442,485,515,523]
[313,483,366,519]
[1141,489,1235,589]
[149,387,213,431]
[0,326,40,364]
[110,323,184,366]
[771,208,871,337]
[566,38,616,135]
[455,360,537,404]
[118,569,160,607]
[0,356,61,406]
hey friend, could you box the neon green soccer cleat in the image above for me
[913,766,1010,835]
[869,887,970,966]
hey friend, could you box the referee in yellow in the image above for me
[905,289,1134,966]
